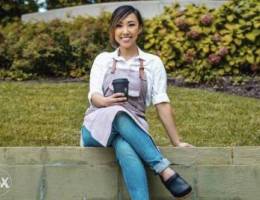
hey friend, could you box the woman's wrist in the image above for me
[100,96,107,107]
[91,93,107,107]
[169,132,181,146]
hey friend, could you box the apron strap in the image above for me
[111,58,117,74]
[139,58,145,80]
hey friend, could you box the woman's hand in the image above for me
[175,142,194,148]
[91,92,127,108]
[103,93,127,107]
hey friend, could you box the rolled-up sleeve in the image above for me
[88,53,107,103]
[151,57,170,105]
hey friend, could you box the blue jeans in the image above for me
[81,112,171,200]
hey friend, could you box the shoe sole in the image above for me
[175,190,192,200]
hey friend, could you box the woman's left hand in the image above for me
[176,142,194,148]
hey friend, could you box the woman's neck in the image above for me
[118,46,139,61]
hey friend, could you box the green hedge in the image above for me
[0,13,112,80]
[144,0,259,84]
[0,0,259,82]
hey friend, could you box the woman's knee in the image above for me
[114,112,133,129]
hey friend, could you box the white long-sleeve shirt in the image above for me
[88,47,170,107]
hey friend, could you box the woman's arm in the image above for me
[91,92,127,108]
[155,102,193,147]
[88,53,127,108]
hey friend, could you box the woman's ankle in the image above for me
[159,167,176,181]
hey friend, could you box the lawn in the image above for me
[0,81,259,147]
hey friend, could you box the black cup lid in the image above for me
[112,78,129,84]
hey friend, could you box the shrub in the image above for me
[68,13,112,77]
[0,29,10,70]
[0,0,259,82]
[0,13,112,80]
[144,0,260,83]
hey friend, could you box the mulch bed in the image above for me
[167,76,260,99]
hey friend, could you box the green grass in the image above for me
[0,81,259,147]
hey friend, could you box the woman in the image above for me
[80,5,193,199]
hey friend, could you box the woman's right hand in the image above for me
[91,92,127,108]
[103,93,127,107]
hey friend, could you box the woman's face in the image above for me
[114,13,142,49]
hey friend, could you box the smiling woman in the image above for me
[80,5,193,199]
[109,7,143,57]
[113,13,142,57]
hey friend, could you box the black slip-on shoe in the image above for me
[160,173,192,198]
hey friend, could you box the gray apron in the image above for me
[82,58,149,146]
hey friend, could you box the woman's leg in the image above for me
[111,112,192,198]
[111,112,171,174]
[111,135,149,200]
[81,126,150,199]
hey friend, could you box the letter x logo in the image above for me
[0,177,10,189]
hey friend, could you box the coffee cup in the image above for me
[112,78,129,99]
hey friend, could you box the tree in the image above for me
[0,0,38,25]
[45,0,88,10]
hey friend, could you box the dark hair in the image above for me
[109,5,144,48]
